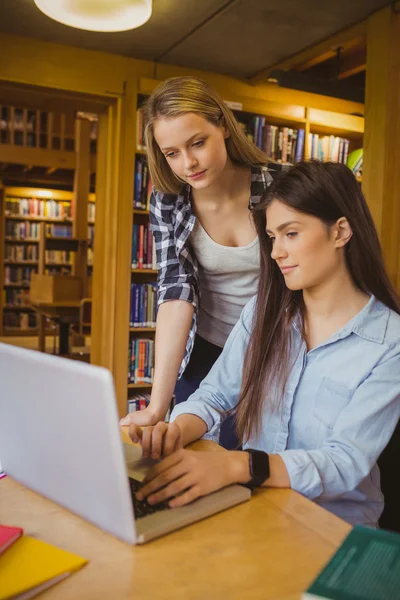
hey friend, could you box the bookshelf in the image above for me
[0,186,95,336]
[0,104,97,173]
[128,78,365,414]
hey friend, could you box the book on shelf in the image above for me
[346,148,363,180]
[131,223,157,270]
[302,525,400,600]
[236,114,305,164]
[130,282,157,327]
[0,534,88,600]
[5,198,72,220]
[4,243,38,262]
[128,338,155,384]
[134,155,152,210]
[307,134,349,164]
[128,393,173,421]
[128,393,151,413]
[5,220,40,239]
[4,265,35,285]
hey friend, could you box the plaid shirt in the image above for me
[149,164,275,377]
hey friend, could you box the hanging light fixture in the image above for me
[33,0,153,32]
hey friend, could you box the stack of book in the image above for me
[0,524,87,599]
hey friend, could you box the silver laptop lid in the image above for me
[0,343,136,544]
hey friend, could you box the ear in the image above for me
[220,117,230,139]
[333,217,353,248]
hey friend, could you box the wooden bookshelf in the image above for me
[0,186,95,336]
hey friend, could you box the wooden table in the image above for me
[0,431,351,600]
[30,300,81,355]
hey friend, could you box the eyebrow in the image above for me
[265,220,301,234]
[161,132,204,152]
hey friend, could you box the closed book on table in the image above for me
[0,525,23,555]
[303,525,400,600]
[0,535,88,600]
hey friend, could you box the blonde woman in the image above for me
[121,76,274,448]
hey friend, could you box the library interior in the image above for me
[1,1,400,599]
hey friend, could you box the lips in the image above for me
[280,265,297,275]
[188,170,206,180]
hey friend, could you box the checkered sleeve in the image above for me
[149,190,198,309]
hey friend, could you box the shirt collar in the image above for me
[292,295,390,346]
[344,295,390,344]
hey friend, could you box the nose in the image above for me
[183,150,197,172]
[270,237,287,261]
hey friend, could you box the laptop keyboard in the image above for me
[128,477,170,520]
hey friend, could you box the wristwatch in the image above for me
[245,449,270,488]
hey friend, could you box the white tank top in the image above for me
[190,220,260,348]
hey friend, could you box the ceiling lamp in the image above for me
[33,0,152,32]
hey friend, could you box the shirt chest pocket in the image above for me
[313,377,352,429]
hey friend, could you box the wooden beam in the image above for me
[90,82,136,418]
[337,47,367,80]
[0,144,75,169]
[363,6,400,290]
[251,21,366,83]
[72,117,91,297]
[0,184,4,335]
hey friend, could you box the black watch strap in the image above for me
[245,449,270,488]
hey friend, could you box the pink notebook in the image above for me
[0,525,23,555]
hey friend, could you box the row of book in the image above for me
[5,220,41,239]
[45,250,73,264]
[4,198,96,221]
[248,118,305,164]
[128,338,155,384]
[132,222,157,270]
[128,393,150,413]
[130,283,157,327]
[307,134,350,164]
[5,198,72,219]
[4,266,35,285]
[3,288,30,307]
[2,311,37,329]
[127,393,173,420]
[5,222,94,241]
[4,244,38,262]
[134,155,152,210]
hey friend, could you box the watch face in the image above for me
[249,450,270,485]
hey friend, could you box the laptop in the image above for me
[0,343,250,544]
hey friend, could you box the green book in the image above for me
[303,525,400,600]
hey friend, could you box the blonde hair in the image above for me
[143,76,269,195]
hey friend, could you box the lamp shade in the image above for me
[33,0,152,32]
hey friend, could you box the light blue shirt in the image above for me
[170,295,400,526]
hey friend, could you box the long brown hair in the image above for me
[143,76,269,194]
[235,160,400,443]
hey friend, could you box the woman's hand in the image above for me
[136,449,250,508]
[128,421,183,459]
[120,405,164,428]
